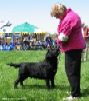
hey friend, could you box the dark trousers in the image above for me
[65,49,82,97]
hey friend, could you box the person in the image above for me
[45,36,53,48]
[50,3,86,101]
[82,23,89,37]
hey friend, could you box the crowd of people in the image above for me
[0,33,57,50]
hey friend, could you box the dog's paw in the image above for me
[46,85,51,89]
[51,85,55,89]
[22,85,25,89]
[14,85,18,89]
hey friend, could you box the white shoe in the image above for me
[63,96,79,101]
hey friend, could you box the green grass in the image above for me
[0,50,89,101]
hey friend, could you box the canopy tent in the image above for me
[12,22,38,33]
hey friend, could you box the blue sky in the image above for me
[0,0,89,33]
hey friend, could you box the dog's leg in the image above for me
[20,81,25,89]
[20,76,28,88]
[51,77,55,88]
[14,77,20,89]
[46,79,50,89]
[20,81,23,87]
[14,75,23,89]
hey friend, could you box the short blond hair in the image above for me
[50,3,67,17]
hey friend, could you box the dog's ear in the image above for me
[55,44,60,50]
[46,49,51,59]
[47,48,52,53]
[55,45,60,53]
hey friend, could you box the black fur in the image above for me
[7,47,60,89]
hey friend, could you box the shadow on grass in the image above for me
[21,84,69,90]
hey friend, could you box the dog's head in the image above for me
[46,46,60,60]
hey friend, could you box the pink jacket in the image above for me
[57,9,86,52]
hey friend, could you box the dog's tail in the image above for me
[7,63,21,68]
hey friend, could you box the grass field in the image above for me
[0,50,89,101]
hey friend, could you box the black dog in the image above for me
[7,47,60,89]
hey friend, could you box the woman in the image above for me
[50,3,86,100]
